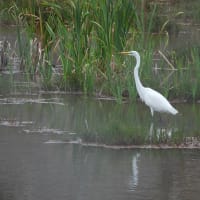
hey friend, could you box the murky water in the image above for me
[0,87,199,146]
[0,131,200,200]
[0,92,200,199]
[1,1,200,200]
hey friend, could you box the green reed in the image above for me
[190,47,200,100]
[166,47,200,101]
[7,0,191,102]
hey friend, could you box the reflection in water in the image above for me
[156,127,172,139]
[148,122,176,143]
[149,123,154,141]
[0,93,199,200]
[0,94,199,146]
[0,123,200,200]
[129,153,140,191]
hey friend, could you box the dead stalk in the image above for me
[158,50,176,70]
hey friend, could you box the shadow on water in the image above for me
[0,134,200,200]
[0,88,199,147]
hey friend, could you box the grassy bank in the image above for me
[1,0,200,102]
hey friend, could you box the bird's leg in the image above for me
[148,122,154,144]
[150,108,154,117]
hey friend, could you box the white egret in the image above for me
[121,50,178,116]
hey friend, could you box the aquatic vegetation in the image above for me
[0,0,198,102]
[2,1,200,148]
[0,40,10,69]
[4,1,156,97]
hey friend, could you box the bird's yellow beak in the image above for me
[119,51,130,55]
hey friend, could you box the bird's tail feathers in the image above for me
[171,106,178,115]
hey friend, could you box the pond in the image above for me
[0,88,200,199]
[0,1,200,199]
[0,80,199,147]
[0,131,200,200]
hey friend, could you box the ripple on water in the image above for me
[0,120,33,127]
[0,97,65,105]
[23,128,70,135]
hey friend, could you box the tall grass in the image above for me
[6,0,200,102]
[172,47,200,101]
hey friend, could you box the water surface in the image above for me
[0,130,200,200]
[0,1,200,199]
[0,93,200,199]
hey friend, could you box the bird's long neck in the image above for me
[134,53,145,100]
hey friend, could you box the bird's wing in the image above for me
[143,87,173,112]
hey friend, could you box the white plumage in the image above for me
[121,50,178,116]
